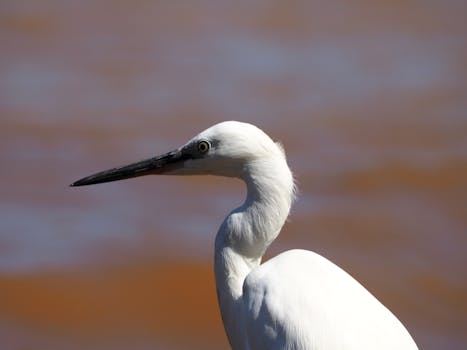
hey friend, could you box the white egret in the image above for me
[71,121,418,350]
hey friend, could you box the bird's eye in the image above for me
[197,140,210,154]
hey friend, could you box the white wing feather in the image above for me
[243,249,418,350]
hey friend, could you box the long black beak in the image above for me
[70,149,189,187]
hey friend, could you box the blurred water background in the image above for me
[1,1,466,349]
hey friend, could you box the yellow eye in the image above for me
[197,140,210,154]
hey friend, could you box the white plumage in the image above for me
[72,121,418,350]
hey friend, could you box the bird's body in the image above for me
[243,250,415,350]
[72,121,418,350]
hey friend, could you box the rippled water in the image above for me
[1,1,466,349]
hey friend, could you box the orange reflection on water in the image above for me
[0,261,226,349]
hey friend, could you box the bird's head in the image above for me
[71,121,287,186]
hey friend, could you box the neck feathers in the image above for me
[214,153,294,349]
[217,155,294,259]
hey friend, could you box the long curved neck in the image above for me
[214,157,294,349]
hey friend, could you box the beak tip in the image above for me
[70,179,89,187]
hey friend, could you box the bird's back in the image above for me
[242,249,418,350]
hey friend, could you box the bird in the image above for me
[71,121,418,350]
